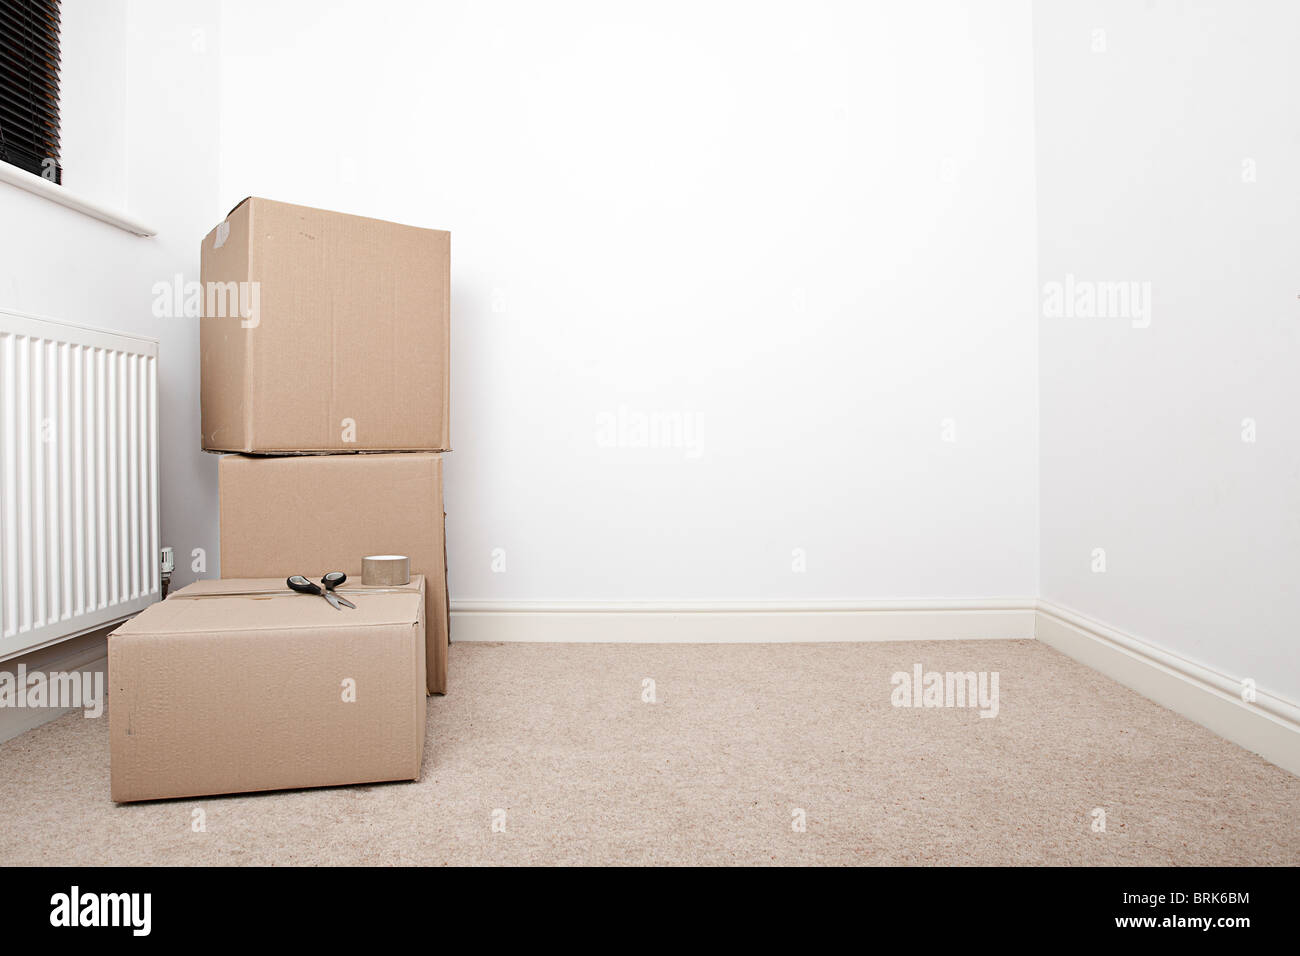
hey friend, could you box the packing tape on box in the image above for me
[362,555,410,587]
[171,585,421,600]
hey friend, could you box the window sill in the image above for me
[0,162,156,238]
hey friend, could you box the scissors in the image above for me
[287,572,358,610]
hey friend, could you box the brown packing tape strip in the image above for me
[363,555,410,587]
[171,585,421,600]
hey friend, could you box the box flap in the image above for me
[115,576,426,636]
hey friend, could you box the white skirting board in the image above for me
[450,599,1037,643]
[0,626,109,744]
[1036,602,1300,778]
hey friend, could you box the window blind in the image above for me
[0,0,61,183]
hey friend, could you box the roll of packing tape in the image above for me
[362,555,410,587]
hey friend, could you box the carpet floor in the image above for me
[0,639,1296,866]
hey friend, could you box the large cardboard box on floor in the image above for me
[200,196,450,453]
[219,452,449,694]
[110,577,427,803]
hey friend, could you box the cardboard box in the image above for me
[219,453,449,694]
[200,196,450,453]
[110,577,427,803]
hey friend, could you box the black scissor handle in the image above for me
[287,575,322,596]
[321,571,347,590]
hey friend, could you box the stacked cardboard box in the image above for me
[202,196,451,695]
[218,453,449,693]
[108,197,450,802]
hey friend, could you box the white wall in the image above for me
[4,0,1291,715]
[218,0,1040,602]
[0,0,223,595]
[1033,1,1300,701]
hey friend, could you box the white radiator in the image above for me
[0,309,159,659]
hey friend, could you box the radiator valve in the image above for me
[160,546,175,599]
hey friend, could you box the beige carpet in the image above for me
[0,639,1295,866]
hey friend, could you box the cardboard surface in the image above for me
[200,196,450,453]
[109,577,426,803]
[219,453,449,694]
